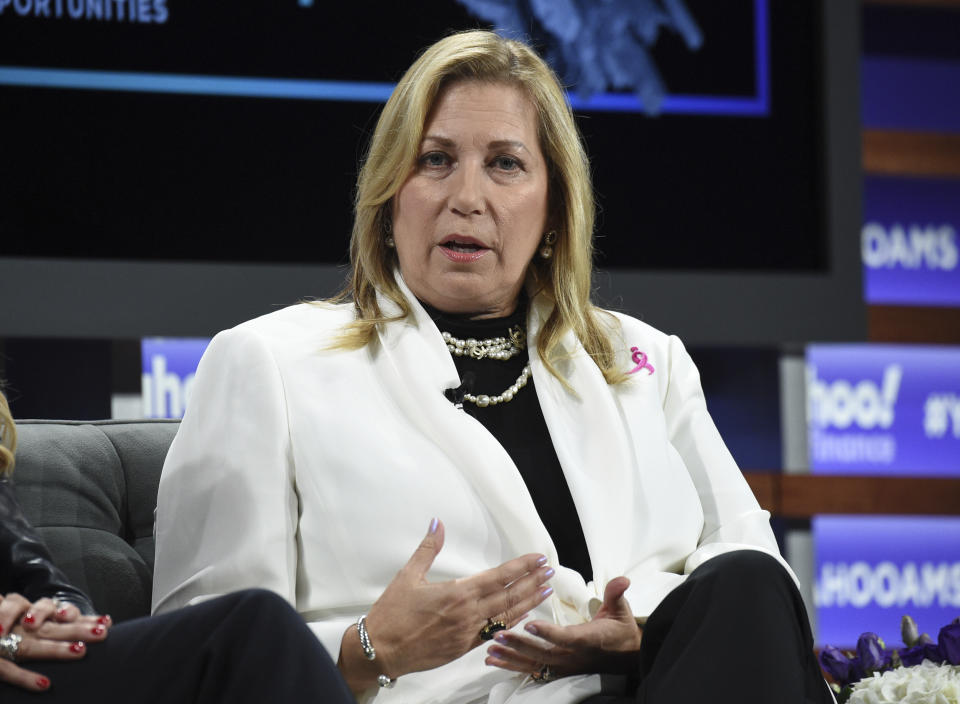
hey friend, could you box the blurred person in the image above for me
[0,390,354,702]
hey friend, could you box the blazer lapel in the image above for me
[372,276,559,567]
[527,298,638,600]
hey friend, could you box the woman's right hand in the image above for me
[0,593,111,693]
[338,519,555,691]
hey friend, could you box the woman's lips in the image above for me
[439,237,489,262]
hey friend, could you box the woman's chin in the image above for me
[420,288,518,318]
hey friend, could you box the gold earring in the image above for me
[385,235,395,248]
[539,230,557,259]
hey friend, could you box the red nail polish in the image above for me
[92,625,105,636]
[56,607,69,618]
[97,615,110,624]
[70,642,85,653]
[36,677,50,689]
[23,613,35,624]
[0,624,4,634]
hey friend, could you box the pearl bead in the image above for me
[477,395,491,407]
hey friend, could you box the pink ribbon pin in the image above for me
[629,347,655,375]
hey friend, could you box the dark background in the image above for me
[0,0,824,270]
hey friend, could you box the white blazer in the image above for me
[152,276,790,704]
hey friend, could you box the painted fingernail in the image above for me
[488,645,504,657]
[525,623,539,635]
[493,631,508,643]
[23,613,36,625]
[428,517,438,534]
[540,586,553,598]
[36,677,50,689]
[536,555,547,566]
[92,625,105,636]
[544,568,555,579]
[97,615,111,625]
[70,641,85,653]
[56,607,69,618]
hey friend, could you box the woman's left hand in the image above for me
[484,576,643,679]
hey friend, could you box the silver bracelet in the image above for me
[356,614,397,688]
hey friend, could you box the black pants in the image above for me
[587,550,833,704]
[0,588,354,703]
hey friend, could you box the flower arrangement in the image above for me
[819,615,960,703]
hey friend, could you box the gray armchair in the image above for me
[12,419,179,622]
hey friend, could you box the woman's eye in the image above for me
[492,155,521,171]
[420,152,449,168]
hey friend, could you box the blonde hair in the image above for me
[0,392,16,477]
[333,30,626,386]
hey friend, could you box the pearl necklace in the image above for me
[463,363,532,408]
[442,325,526,360]
[441,326,530,408]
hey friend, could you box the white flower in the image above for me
[848,660,960,704]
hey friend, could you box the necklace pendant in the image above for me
[471,346,486,360]
[508,325,526,348]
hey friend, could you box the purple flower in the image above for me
[857,632,888,672]
[898,644,926,667]
[819,645,854,686]
[939,623,960,665]
[923,641,944,664]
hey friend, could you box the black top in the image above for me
[0,478,95,613]
[422,300,593,582]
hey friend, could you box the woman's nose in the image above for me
[448,164,485,215]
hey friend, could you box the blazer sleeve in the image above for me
[152,326,356,650]
[661,334,797,582]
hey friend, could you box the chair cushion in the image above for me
[12,419,178,621]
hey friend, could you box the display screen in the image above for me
[814,515,960,648]
[0,0,824,271]
[807,344,960,477]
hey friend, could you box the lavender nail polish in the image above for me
[525,623,539,635]
[544,568,555,579]
[536,555,548,566]
[540,586,554,598]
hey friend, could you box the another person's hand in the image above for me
[484,576,643,680]
[338,519,555,691]
[0,593,111,692]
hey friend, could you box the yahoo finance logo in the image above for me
[141,338,209,419]
[807,363,901,466]
[806,345,960,475]
[807,364,902,430]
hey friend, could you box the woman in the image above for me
[152,31,833,703]
[0,391,354,702]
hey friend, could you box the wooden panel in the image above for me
[863,130,960,177]
[743,474,960,518]
[869,305,960,343]
[744,473,778,514]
